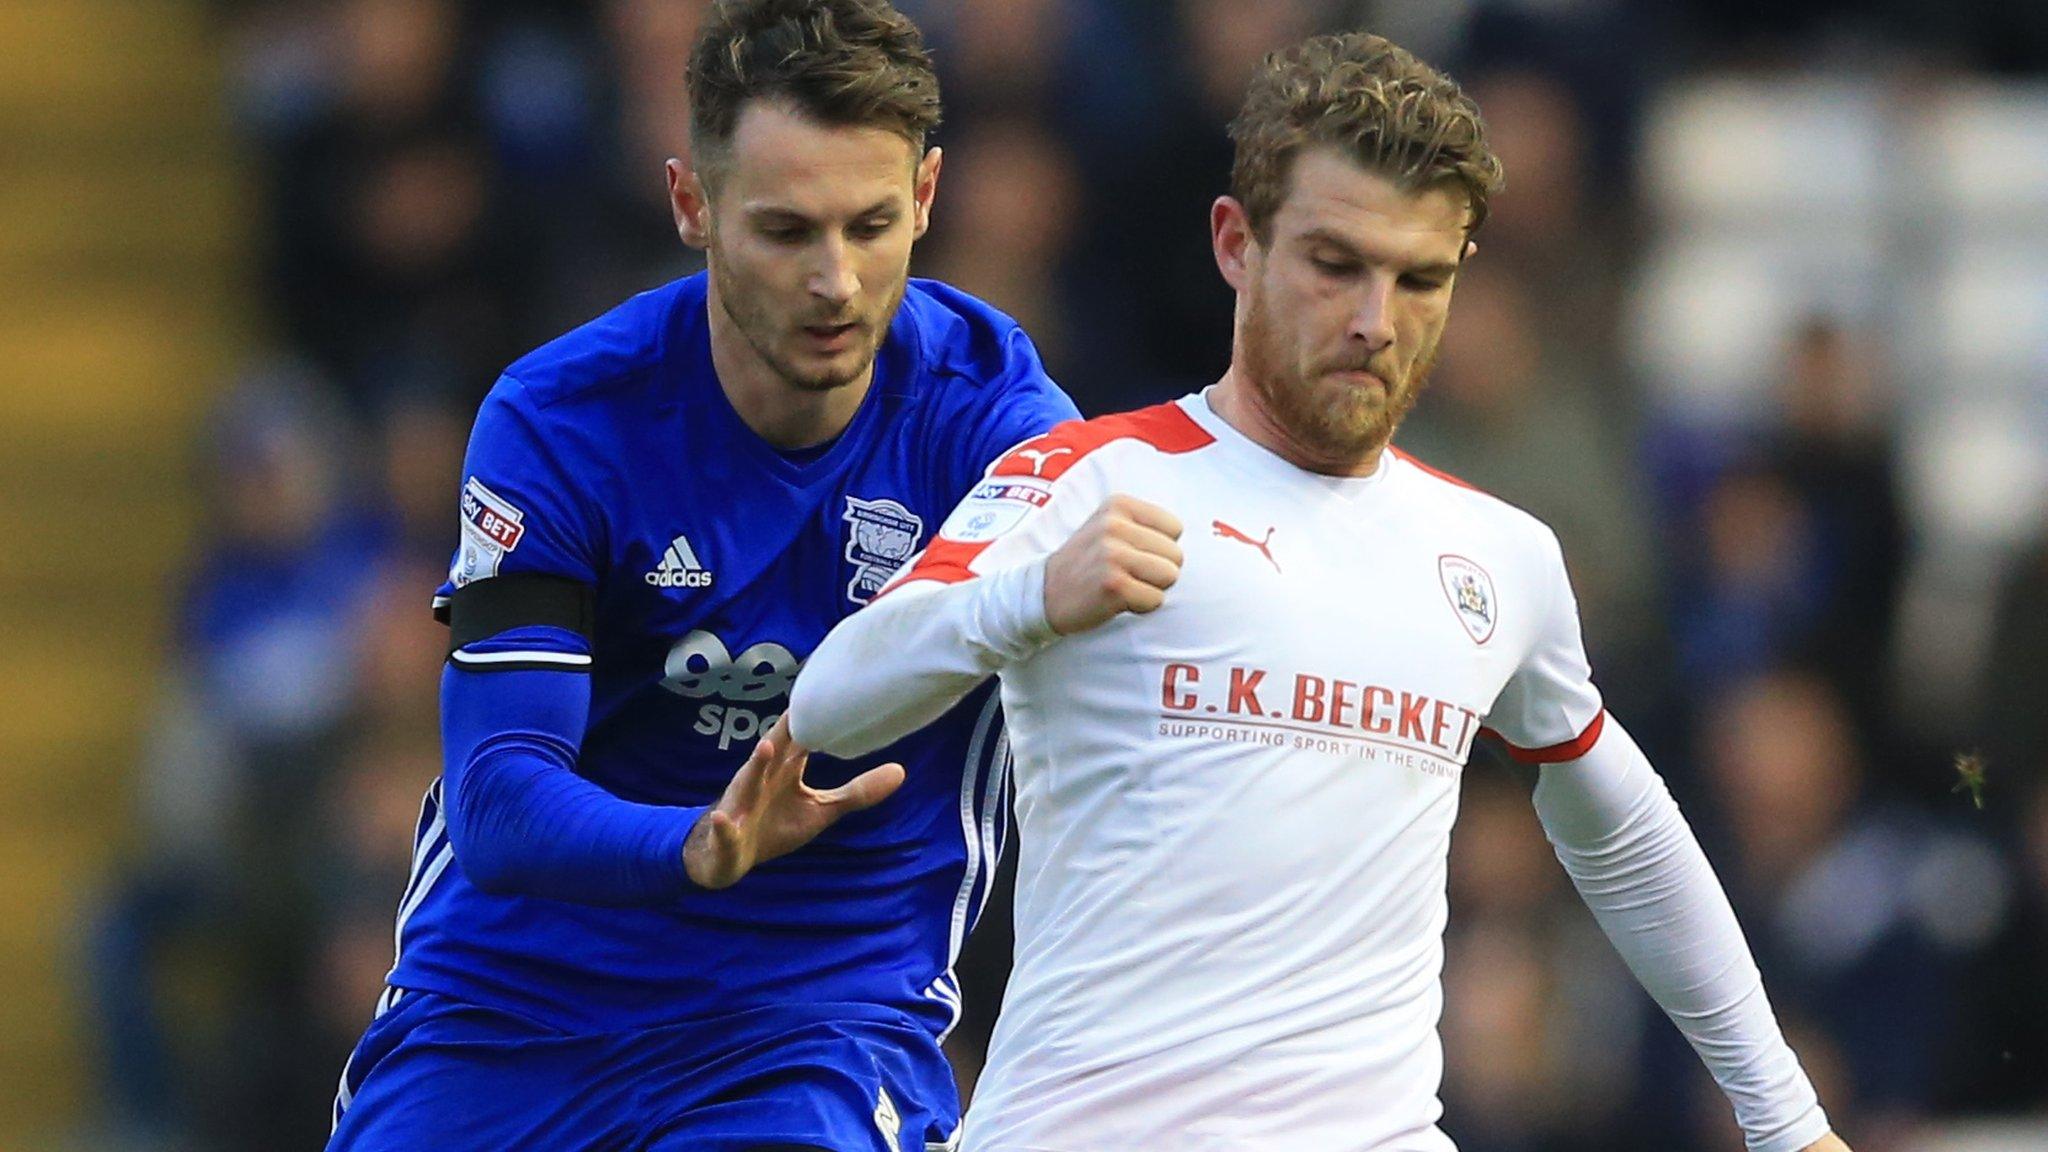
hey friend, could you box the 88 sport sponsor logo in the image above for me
[660,631,802,749]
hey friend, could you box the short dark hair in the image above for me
[687,0,941,179]
[1229,32,1504,243]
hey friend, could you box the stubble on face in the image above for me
[709,252,906,394]
[696,102,928,401]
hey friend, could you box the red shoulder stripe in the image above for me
[1482,710,1608,764]
[989,402,1213,483]
[880,537,984,593]
[1389,446,1490,496]
[881,403,1213,597]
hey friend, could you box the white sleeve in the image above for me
[787,463,1096,758]
[1484,529,1605,761]
[1532,718,1832,1152]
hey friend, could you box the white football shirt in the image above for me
[875,392,1605,1152]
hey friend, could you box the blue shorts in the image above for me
[327,988,960,1152]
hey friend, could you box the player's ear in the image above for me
[911,146,943,240]
[1462,238,1479,262]
[1212,196,1256,292]
[668,158,712,249]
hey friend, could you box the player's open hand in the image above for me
[1043,494,1184,635]
[682,715,905,890]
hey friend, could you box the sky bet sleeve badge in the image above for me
[453,476,526,587]
[938,477,1053,545]
[843,495,926,604]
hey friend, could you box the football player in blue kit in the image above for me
[324,3,1078,1150]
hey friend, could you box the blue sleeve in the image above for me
[957,326,1082,479]
[438,376,603,603]
[440,627,706,905]
[434,384,705,904]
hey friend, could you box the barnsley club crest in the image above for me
[1438,554,1497,644]
[843,496,926,604]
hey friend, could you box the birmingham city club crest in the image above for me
[843,496,926,604]
[1438,554,1497,644]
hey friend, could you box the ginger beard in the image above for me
[1236,268,1440,465]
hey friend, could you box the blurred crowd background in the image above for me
[6,0,2047,1149]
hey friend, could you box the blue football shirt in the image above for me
[390,273,1078,1036]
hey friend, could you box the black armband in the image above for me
[439,574,598,654]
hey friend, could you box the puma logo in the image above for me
[1213,520,1281,574]
[1016,446,1073,476]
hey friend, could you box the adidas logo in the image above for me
[646,534,714,588]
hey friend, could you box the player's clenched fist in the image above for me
[1042,494,1185,635]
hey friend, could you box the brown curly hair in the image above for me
[688,0,941,179]
[1229,32,1504,244]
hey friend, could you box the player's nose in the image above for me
[809,237,859,307]
[1347,276,1396,351]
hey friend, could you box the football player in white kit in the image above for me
[684,30,1854,1152]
